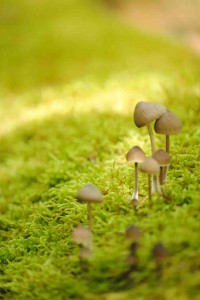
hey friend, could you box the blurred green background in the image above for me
[1,0,199,92]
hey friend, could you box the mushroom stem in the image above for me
[132,162,138,200]
[148,175,152,206]
[147,123,156,154]
[163,135,170,182]
[153,175,160,193]
[87,203,92,230]
[166,135,170,153]
[159,166,163,185]
[159,167,165,197]
[147,124,159,192]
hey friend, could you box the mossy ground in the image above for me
[0,0,200,299]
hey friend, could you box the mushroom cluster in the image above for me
[126,101,182,203]
[71,104,180,278]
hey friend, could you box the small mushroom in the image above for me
[126,146,146,202]
[140,158,160,205]
[152,242,168,278]
[153,149,171,192]
[125,225,141,272]
[125,225,141,243]
[72,226,92,273]
[76,184,103,230]
[134,101,166,154]
[72,226,92,248]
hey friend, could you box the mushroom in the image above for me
[72,226,92,273]
[76,184,103,230]
[134,101,166,154]
[154,110,182,181]
[72,226,92,249]
[154,110,182,154]
[152,242,168,278]
[125,225,141,242]
[125,225,141,272]
[153,149,171,192]
[126,146,146,202]
[140,158,160,205]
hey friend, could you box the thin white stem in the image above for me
[148,175,152,206]
[153,175,161,193]
[160,166,165,198]
[132,162,138,200]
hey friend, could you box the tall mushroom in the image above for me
[76,184,103,230]
[126,146,146,202]
[154,110,182,154]
[140,158,160,205]
[154,110,182,181]
[134,101,166,154]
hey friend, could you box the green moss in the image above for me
[0,0,200,299]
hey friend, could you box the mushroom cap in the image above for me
[153,149,171,166]
[72,226,92,246]
[125,225,141,241]
[126,146,146,163]
[154,110,182,135]
[76,184,103,203]
[152,242,168,261]
[140,158,160,175]
[134,101,166,128]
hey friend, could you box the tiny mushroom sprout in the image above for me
[140,158,160,204]
[125,225,141,271]
[153,149,171,187]
[125,225,141,243]
[152,242,168,278]
[72,226,92,249]
[72,226,92,271]
[154,110,182,154]
[76,183,103,230]
[134,101,166,154]
[126,146,146,202]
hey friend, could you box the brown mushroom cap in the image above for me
[125,225,141,241]
[152,242,168,261]
[134,101,166,128]
[154,110,182,135]
[140,158,160,175]
[126,146,146,163]
[72,226,92,246]
[76,184,103,203]
[153,149,171,166]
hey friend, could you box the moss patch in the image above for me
[0,0,200,299]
